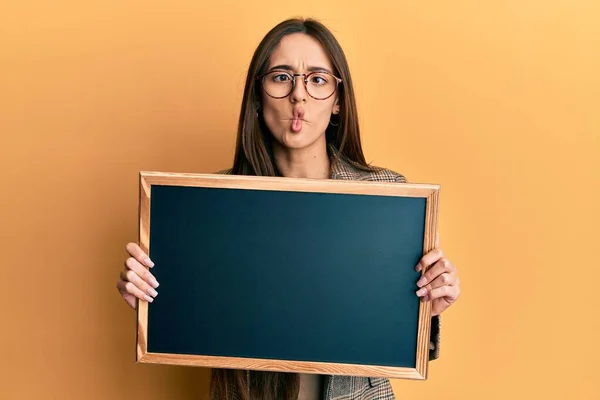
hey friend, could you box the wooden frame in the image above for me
[136,171,439,380]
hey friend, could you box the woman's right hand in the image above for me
[116,242,160,309]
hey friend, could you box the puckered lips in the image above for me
[291,107,305,133]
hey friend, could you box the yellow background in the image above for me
[1,1,598,399]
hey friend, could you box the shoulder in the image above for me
[331,157,407,183]
[328,143,407,183]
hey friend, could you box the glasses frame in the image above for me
[257,70,343,100]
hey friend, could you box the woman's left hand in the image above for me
[414,237,460,316]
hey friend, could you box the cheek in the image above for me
[313,101,336,129]
[261,99,284,130]
[261,111,282,138]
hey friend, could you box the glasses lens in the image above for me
[262,71,338,99]
[305,72,337,99]
[262,72,293,98]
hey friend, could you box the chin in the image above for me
[278,131,322,150]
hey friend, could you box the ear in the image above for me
[332,99,340,115]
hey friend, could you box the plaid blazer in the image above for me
[216,145,441,400]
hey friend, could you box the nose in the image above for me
[290,74,307,103]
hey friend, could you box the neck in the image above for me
[272,139,330,179]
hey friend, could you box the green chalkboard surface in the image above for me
[136,173,439,380]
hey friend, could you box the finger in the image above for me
[124,294,137,310]
[415,272,456,297]
[125,256,159,289]
[426,284,460,302]
[126,242,155,268]
[416,258,454,288]
[116,285,138,310]
[117,279,154,303]
[415,248,444,272]
[120,269,158,299]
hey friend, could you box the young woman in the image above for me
[117,17,461,400]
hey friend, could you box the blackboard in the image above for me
[136,172,439,380]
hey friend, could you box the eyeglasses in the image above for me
[257,70,342,100]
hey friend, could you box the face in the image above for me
[259,33,340,151]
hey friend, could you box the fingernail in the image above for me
[416,288,427,297]
[417,277,427,287]
[149,277,160,289]
[144,258,155,268]
[144,295,154,303]
[148,287,158,297]
[415,264,422,272]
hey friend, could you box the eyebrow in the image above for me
[268,64,333,74]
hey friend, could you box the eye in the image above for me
[309,73,328,85]
[272,73,291,83]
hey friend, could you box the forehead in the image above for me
[268,33,333,71]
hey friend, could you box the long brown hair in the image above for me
[231,17,373,176]
[211,17,370,400]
